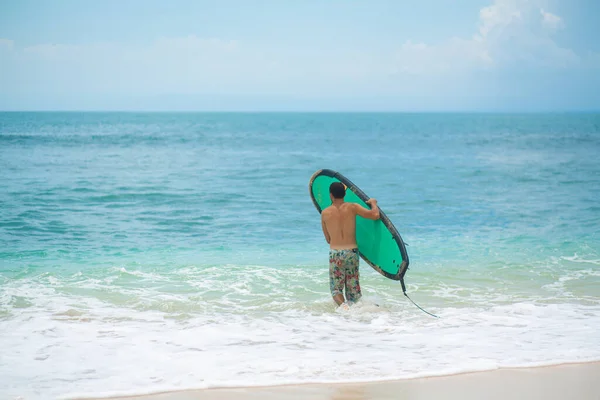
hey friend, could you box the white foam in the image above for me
[1,268,600,400]
[561,254,600,265]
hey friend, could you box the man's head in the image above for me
[329,182,346,200]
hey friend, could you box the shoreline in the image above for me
[72,360,600,400]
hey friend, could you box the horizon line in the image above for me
[2,109,600,114]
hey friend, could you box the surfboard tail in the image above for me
[399,260,409,289]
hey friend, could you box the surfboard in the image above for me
[309,169,410,287]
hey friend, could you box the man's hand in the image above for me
[356,199,380,220]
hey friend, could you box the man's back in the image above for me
[322,203,359,250]
[322,200,379,250]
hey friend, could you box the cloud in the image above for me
[395,0,581,75]
[478,0,523,38]
[0,1,593,91]
[1,0,599,111]
[6,36,264,95]
[1,34,395,98]
[540,9,563,30]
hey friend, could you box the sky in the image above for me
[0,0,599,111]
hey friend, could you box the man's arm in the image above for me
[354,199,380,220]
[321,213,331,244]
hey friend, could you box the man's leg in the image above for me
[345,249,362,303]
[329,250,346,306]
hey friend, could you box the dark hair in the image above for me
[329,182,346,199]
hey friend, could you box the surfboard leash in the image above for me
[400,278,439,318]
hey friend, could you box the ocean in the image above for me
[1,112,599,399]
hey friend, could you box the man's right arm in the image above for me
[354,199,380,220]
[321,212,331,244]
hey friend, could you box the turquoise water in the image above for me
[1,112,599,399]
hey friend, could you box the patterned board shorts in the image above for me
[329,248,362,303]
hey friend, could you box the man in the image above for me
[321,182,380,310]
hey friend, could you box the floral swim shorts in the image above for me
[329,248,362,303]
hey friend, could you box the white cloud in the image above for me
[1,0,598,108]
[478,1,522,38]
[395,0,580,75]
[11,36,259,94]
[541,9,563,30]
[3,35,371,97]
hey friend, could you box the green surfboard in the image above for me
[309,169,410,286]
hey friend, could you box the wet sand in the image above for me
[78,361,600,400]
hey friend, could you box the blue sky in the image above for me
[1,0,599,111]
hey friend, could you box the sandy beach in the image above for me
[78,361,600,400]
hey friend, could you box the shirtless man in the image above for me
[321,182,380,309]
